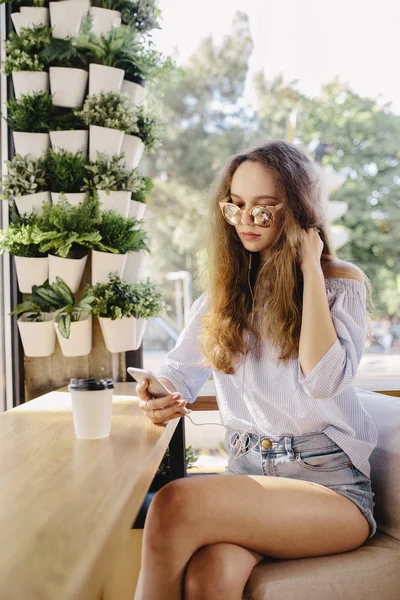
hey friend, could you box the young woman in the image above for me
[134,140,378,600]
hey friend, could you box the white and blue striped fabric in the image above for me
[156,277,378,478]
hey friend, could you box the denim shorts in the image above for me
[222,429,377,540]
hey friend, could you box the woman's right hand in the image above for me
[136,379,191,423]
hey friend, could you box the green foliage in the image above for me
[5,91,53,133]
[118,40,175,84]
[90,0,161,32]
[1,154,47,201]
[11,278,66,322]
[75,22,137,69]
[89,272,165,320]
[33,195,101,258]
[50,278,94,339]
[0,1,46,6]
[4,25,52,75]
[75,91,137,132]
[131,105,162,151]
[51,106,87,131]
[83,152,142,193]
[131,175,153,204]
[0,213,46,258]
[39,37,89,70]
[91,210,150,254]
[45,149,87,193]
[14,277,94,338]
[156,446,198,481]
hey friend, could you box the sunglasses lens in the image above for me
[223,204,242,225]
[253,207,274,227]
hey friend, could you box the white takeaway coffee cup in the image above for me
[68,378,114,439]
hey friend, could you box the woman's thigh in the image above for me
[148,472,370,560]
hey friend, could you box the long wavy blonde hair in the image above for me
[199,140,372,374]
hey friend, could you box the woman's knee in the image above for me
[184,543,251,600]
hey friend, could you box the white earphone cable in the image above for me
[184,252,274,458]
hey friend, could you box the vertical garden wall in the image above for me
[0,0,172,401]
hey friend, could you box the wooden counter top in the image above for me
[0,383,179,600]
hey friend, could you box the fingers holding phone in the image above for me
[136,379,191,423]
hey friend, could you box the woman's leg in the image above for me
[134,473,370,600]
[183,542,264,600]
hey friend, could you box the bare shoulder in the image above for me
[321,259,365,283]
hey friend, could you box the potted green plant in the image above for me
[45,148,88,206]
[0,213,49,293]
[48,107,89,157]
[5,91,53,158]
[49,0,90,40]
[83,152,142,217]
[91,0,161,34]
[34,195,101,293]
[89,209,150,284]
[46,276,94,356]
[4,25,51,99]
[121,104,162,169]
[89,272,165,353]
[10,278,68,358]
[1,154,50,216]
[118,38,174,107]
[75,24,127,95]
[9,1,49,33]
[75,90,137,161]
[88,1,123,37]
[39,37,89,108]
[129,174,152,220]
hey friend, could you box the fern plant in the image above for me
[45,149,88,193]
[90,210,150,255]
[34,195,101,258]
[6,91,53,132]
[0,213,46,258]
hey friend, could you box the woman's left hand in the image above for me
[299,227,324,272]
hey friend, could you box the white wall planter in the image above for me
[120,134,144,170]
[49,253,88,294]
[89,7,121,36]
[121,79,145,108]
[14,191,51,217]
[91,250,127,285]
[18,313,56,358]
[14,255,49,293]
[89,64,124,95]
[97,190,130,217]
[12,71,49,100]
[19,6,50,27]
[49,130,88,156]
[99,316,147,353]
[49,0,87,39]
[54,314,92,357]
[51,192,88,206]
[123,251,147,285]
[49,67,88,108]
[13,132,50,160]
[89,125,124,162]
[129,199,147,220]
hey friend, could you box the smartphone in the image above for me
[127,367,190,415]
